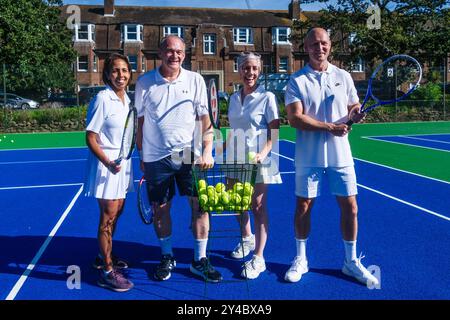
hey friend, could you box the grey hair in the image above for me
[237,52,262,71]
[159,35,185,50]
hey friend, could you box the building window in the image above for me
[92,55,98,72]
[272,27,291,44]
[233,57,238,72]
[122,24,143,42]
[350,57,365,72]
[203,34,216,55]
[164,26,184,38]
[279,57,288,73]
[128,56,137,72]
[74,24,95,42]
[233,28,253,44]
[141,55,146,72]
[77,56,88,72]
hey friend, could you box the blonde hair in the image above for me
[237,51,262,71]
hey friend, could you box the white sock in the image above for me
[295,238,308,260]
[194,238,208,261]
[243,234,254,242]
[159,236,173,256]
[343,240,357,262]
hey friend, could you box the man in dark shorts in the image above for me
[135,35,222,283]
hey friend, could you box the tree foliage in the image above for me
[291,0,450,72]
[0,0,76,97]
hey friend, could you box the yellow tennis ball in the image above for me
[248,151,256,163]
[207,186,215,197]
[208,192,219,206]
[220,192,230,205]
[198,187,207,195]
[232,193,242,205]
[215,182,226,193]
[198,179,207,189]
[233,182,243,195]
[241,196,250,207]
[208,206,214,212]
[243,182,253,196]
[199,194,208,207]
[215,205,224,213]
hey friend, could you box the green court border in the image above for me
[1,121,449,182]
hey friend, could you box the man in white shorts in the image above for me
[135,35,222,283]
[283,27,378,287]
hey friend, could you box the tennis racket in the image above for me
[208,78,220,130]
[137,176,153,224]
[114,106,137,165]
[347,54,422,126]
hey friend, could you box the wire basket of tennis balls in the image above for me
[192,163,257,214]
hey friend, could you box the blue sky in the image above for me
[62,0,332,11]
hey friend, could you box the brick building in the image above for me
[63,0,363,93]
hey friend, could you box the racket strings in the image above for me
[372,58,421,102]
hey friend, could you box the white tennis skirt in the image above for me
[226,160,282,185]
[83,149,134,200]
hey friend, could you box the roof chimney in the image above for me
[104,0,115,17]
[289,0,300,20]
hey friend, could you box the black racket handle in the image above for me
[346,119,354,127]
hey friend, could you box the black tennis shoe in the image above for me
[154,254,176,281]
[190,257,223,282]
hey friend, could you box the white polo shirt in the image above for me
[86,86,131,151]
[228,85,278,152]
[285,63,359,168]
[135,67,209,162]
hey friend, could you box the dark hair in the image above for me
[102,53,133,88]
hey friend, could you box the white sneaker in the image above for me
[284,256,308,283]
[241,255,266,279]
[231,235,255,259]
[342,254,379,287]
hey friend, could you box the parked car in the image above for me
[0,93,39,109]
[45,92,78,108]
[78,86,106,105]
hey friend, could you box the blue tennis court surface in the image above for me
[365,134,450,152]
[1,140,449,300]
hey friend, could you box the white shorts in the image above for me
[295,166,357,198]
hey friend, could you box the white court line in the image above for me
[0,159,87,165]
[0,146,87,152]
[0,183,83,191]
[280,139,450,185]
[357,184,450,221]
[278,139,449,221]
[402,135,450,145]
[362,136,449,153]
[5,185,83,300]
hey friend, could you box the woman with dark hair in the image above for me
[83,53,134,292]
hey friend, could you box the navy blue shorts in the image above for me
[144,153,197,205]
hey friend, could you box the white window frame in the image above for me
[233,57,238,73]
[233,27,253,44]
[279,57,288,73]
[74,24,95,42]
[77,56,88,72]
[272,27,291,44]
[164,26,184,38]
[122,24,143,42]
[203,34,216,55]
[128,56,138,72]
[350,57,365,73]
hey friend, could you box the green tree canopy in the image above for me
[0,0,76,97]
[292,0,449,71]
